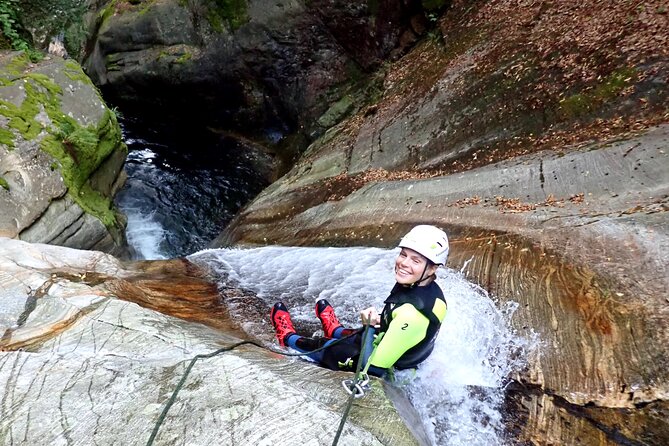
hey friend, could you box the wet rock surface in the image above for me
[219,122,669,444]
[0,52,129,256]
[0,237,420,445]
[215,7,669,436]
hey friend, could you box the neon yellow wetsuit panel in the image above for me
[368,299,447,369]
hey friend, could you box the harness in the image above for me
[380,282,445,369]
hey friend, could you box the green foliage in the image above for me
[0,176,9,190]
[0,0,42,60]
[207,0,248,32]
[14,0,87,60]
[63,18,87,60]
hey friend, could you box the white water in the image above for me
[124,209,168,260]
[192,246,528,446]
[116,148,169,260]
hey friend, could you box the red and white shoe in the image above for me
[315,299,342,338]
[270,302,296,346]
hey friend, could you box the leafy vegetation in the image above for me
[7,0,88,60]
[0,0,41,60]
[207,0,248,32]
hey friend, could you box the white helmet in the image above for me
[398,225,449,265]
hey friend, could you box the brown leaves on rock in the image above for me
[450,196,482,208]
[446,193,586,213]
[431,0,668,169]
[455,0,669,90]
[321,168,439,201]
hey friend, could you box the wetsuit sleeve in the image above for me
[367,304,429,369]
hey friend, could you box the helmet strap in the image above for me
[409,262,431,288]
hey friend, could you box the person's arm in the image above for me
[367,304,429,369]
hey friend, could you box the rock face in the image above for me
[214,1,669,444]
[82,0,433,143]
[0,237,420,445]
[0,51,129,256]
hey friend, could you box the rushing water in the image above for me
[115,117,528,445]
[114,117,269,259]
[191,246,528,446]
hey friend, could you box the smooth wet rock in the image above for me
[0,238,420,445]
[219,122,669,443]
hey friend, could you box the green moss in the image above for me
[63,59,92,83]
[207,0,248,32]
[593,68,636,100]
[559,67,637,119]
[99,0,118,24]
[40,109,122,226]
[206,9,224,32]
[0,176,9,190]
[175,51,192,64]
[138,0,156,16]
[0,127,15,148]
[5,52,30,76]
[0,56,125,227]
[105,53,121,71]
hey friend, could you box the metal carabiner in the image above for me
[341,379,366,398]
[356,373,370,389]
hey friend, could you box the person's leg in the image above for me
[285,334,334,362]
[331,327,358,338]
[315,299,359,338]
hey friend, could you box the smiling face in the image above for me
[394,247,438,286]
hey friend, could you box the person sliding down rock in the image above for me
[270,225,449,377]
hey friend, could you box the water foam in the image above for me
[192,246,528,445]
[124,209,168,260]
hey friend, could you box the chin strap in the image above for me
[409,262,431,288]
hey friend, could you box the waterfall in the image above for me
[114,120,268,259]
[115,117,529,445]
[192,246,529,446]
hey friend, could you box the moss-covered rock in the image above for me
[0,50,129,256]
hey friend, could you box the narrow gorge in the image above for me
[1,0,668,445]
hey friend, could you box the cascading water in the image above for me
[115,116,529,445]
[114,117,269,259]
[192,246,529,446]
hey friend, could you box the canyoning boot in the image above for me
[270,302,296,347]
[315,299,342,338]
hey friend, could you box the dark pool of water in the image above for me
[114,115,269,259]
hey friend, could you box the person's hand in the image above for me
[360,307,380,327]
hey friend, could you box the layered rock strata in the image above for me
[0,237,421,445]
[83,0,433,141]
[218,117,669,444]
[0,51,129,256]
[212,2,669,442]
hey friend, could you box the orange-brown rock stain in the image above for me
[106,258,243,334]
